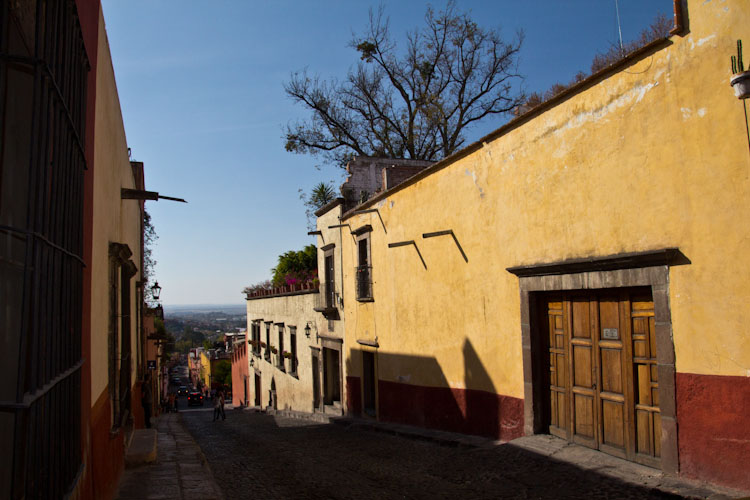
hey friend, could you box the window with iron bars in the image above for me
[356,265,373,300]
[0,0,89,497]
[356,234,373,301]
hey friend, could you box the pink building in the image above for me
[231,341,249,407]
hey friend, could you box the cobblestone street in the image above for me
[180,407,704,500]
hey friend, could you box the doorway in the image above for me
[254,373,261,407]
[323,347,341,406]
[312,352,321,410]
[542,288,660,466]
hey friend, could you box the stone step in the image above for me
[124,428,157,468]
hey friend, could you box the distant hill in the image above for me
[164,304,246,315]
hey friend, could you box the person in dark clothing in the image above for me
[212,391,221,421]
[142,373,152,428]
[219,391,226,420]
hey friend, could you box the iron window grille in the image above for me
[355,265,373,300]
[0,0,90,497]
[277,325,285,371]
[289,327,298,375]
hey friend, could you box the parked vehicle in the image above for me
[178,386,188,396]
[187,391,204,407]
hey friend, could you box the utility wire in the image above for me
[615,0,625,57]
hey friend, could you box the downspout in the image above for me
[338,209,346,415]
[669,0,684,36]
[338,211,345,330]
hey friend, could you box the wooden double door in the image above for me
[544,288,661,467]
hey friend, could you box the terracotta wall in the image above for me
[231,343,249,406]
[676,373,750,490]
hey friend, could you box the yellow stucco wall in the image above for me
[315,202,345,340]
[342,0,750,402]
[89,12,142,404]
[200,351,211,388]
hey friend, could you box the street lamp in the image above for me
[305,323,311,338]
[150,281,162,300]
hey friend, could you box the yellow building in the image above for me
[200,350,212,389]
[339,0,749,491]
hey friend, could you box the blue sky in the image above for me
[101,0,672,306]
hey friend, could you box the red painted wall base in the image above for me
[347,377,524,441]
[346,376,362,415]
[676,372,750,491]
[89,389,124,500]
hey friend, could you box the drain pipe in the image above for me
[669,0,684,36]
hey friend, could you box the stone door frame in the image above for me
[507,249,683,474]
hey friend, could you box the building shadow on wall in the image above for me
[346,338,523,441]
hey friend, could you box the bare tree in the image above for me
[284,1,524,168]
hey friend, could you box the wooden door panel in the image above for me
[596,297,628,455]
[600,347,623,394]
[544,288,660,466]
[569,297,597,447]
[547,301,567,438]
[602,400,626,448]
[573,346,593,387]
[573,393,595,439]
[631,297,660,462]
[571,299,591,339]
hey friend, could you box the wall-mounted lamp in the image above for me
[250,358,254,367]
[150,281,162,300]
[305,323,312,338]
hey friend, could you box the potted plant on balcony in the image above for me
[270,346,278,354]
[731,40,750,99]
[282,351,292,359]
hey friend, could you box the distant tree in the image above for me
[182,327,205,346]
[518,13,672,113]
[300,182,337,230]
[590,13,672,73]
[271,245,317,287]
[143,210,158,304]
[202,339,213,351]
[212,360,232,387]
[284,1,524,168]
[174,339,192,354]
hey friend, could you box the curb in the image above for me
[124,428,157,468]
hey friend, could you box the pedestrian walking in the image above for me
[141,373,152,428]
[212,391,221,421]
[219,391,226,420]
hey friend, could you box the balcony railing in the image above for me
[355,265,373,300]
[314,282,339,318]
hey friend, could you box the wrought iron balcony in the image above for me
[314,282,339,319]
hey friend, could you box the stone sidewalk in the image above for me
[116,412,223,500]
